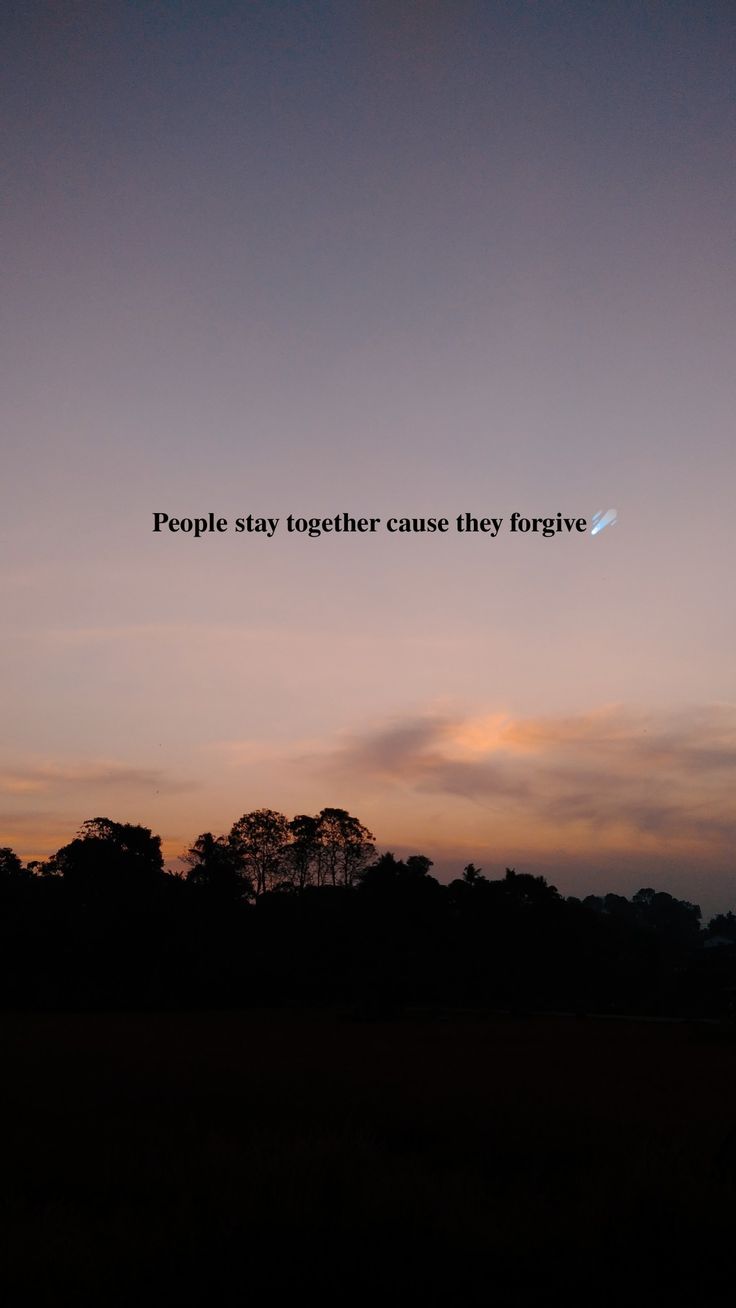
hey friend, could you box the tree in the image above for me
[360,851,405,889]
[79,818,163,871]
[286,815,321,890]
[315,808,375,887]
[632,888,701,942]
[183,832,252,902]
[0,847,24,881]
[501,867,559,905]
[26,859,53,877]
[53,817,164,895]
[228,809,290,897]
[462,863,485,885]
[406,855,433,878]
[707,911,736,942]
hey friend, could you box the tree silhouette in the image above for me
[52,817,163,897]
[405,854,433,878]
[1,805,731,1017]
[0,847,25,881]
[286,814,321,890]
[707,911,736,942]
[228,808,290,897]
[633,887,701,941]
[501,867,559,906]
[462,863,485,885]
[315,808,375,887]
[184,832,253,903]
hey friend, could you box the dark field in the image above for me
[2,1010,736,1305]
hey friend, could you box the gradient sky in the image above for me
[2,1,735,914]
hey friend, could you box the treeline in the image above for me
[1,811,735,1016]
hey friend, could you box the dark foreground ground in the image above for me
[2,1009,736,1306]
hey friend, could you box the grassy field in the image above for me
[2,1009,736,1304]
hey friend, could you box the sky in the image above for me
[2,1,735,915]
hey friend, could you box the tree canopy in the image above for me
[0,808,731,1016]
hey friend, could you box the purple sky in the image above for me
[2,1,734,914]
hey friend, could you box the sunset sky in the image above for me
[2,1,734,914]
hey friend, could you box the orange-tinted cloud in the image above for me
[0,761,195,797]
[320,703,736,848]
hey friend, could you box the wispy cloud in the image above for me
[200,704,736,853]
[4,708,734,891]
[0,761,195,797]
[318,704,736,846]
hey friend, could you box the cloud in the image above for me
[3,707,735,910]
[320,704,736,847]
[0,761,195,798]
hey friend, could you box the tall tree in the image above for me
[286,815,320,890]
[315,808,375,887]
[0,847,24,881]
[228,809,290,897]
[183,832,252,902]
